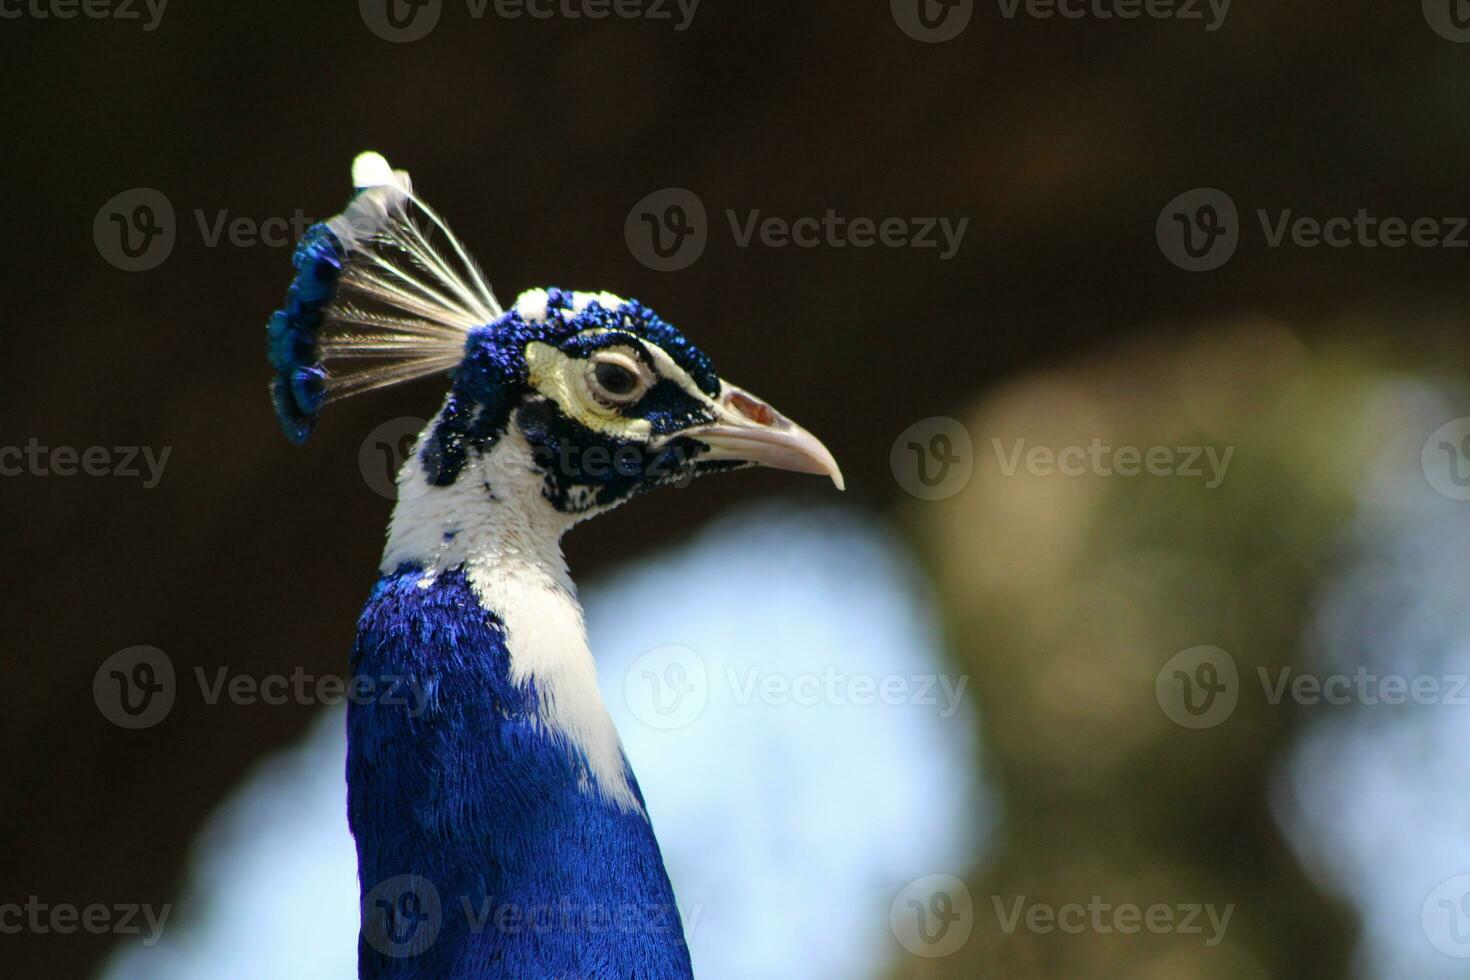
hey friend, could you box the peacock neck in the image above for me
[347,429,692,976]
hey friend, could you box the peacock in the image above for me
[265,152,843,978]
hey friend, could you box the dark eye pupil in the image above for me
[594,362,638,397]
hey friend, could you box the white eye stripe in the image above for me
[637,342,716,405]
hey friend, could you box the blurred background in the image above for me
[6,1,1470,976]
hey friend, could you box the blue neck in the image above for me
[347,565,693,979]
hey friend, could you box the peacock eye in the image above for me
[595,362,637,396]
[586,350,651,407]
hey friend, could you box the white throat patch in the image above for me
[381,423,643,814]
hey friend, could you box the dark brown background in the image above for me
[4,1,1468,975]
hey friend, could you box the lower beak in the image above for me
[681,385,845,491]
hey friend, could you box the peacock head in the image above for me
[265,153,841,527]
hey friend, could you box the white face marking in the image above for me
[382,418,643,814]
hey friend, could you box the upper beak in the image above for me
[679,384,845,491]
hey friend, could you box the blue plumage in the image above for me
[350,567,693,978]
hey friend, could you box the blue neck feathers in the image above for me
[347,565,694,979]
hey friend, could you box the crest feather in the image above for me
[265,152,501,444]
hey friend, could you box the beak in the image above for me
[680,384,845,491]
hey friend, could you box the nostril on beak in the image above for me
[728,391,781,427]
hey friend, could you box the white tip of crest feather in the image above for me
[351,151,411,194]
